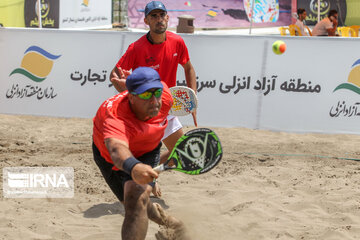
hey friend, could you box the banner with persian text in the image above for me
[128,0,292,29]
[59,0,111,29]
[1,28,360,134]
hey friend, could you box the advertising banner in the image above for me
[25,0,59,28]
[128,0,292,29]
[59,0,111,29]
[1,28,360,134]
[176,34,360,134]
[0,0,25,27]
[0,28,122,118]
[297,0,347,26]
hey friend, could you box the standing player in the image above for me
[110,1,197,168]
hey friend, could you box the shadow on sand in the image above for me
[83,197,169,218]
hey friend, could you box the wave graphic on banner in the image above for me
[9,46,61,82]
[333,59,360,95]
[81,0,89,7]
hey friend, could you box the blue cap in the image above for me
[145,1,167,17]
[126,67,163,94]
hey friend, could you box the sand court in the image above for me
[1,114,360,239]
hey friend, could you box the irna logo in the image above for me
[7,172,69,188]
[3,167,73,198]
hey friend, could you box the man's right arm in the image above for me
[110,66,128,93]
[105,138,158,184]
[327,18,338,36]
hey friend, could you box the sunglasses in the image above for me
[131,88,163,100]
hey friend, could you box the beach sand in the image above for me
[1,114,360,240]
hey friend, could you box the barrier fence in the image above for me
[1,28,360,134]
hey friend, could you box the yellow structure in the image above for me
[280,25,312,36]
[0,0,25,27]
[349,25,360,37]
[288,24,301,36]
[278,27,290,36]
[305,25,312,36]
[337,27,357,37]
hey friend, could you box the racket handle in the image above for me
[153,164,165,173]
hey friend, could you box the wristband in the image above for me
[122,156,141,175]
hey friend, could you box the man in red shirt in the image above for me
[93,67,186,239]
[110,2,197,179]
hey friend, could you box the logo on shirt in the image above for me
[145,56,156,64]
[173,53,178,57]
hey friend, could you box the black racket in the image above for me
[154,128,222,175]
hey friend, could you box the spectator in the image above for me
[312,10,338,36]
[295,8,308,36]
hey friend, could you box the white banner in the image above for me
[59,0,111,29]
[177,34,360,134]
[1,28,360,134]
[0,28,123,118]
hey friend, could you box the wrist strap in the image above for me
[122,157,141,175]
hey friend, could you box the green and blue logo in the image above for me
[334,59,360,95]
[81,0,89,7]
[9,46,61,82]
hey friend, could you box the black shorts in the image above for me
[92,142,161,202]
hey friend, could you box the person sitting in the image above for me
[312,10,338,36]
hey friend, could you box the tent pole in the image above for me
[317,0,320,23]
[38,0,42,28]
[249,0,255,35]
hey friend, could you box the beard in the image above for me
[147,102,162,118]
[153,23,167,34]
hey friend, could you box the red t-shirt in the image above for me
[116,31,190,87]
[93,83,173,170]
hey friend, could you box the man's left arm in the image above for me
[182,60,197,126]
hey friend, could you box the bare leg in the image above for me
[122,180,184,239]
[162,128,184,155]
[122,181,152,240]
[149,203,184,228]
[153,128,184,198]
[152,180,162,197]
[160,128,184,166]
[150,203,190,240]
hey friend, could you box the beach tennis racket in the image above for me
[154,128,222,175]
[169,86,198,116]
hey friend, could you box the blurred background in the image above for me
[0,0,358,30]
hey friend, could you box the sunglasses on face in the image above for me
[131,88,163,100]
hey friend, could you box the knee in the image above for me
[124,185,151,212]
[163,128,184,150]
